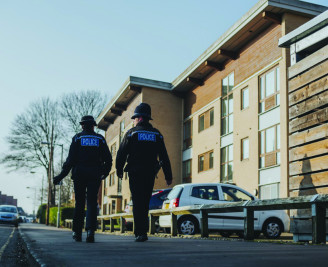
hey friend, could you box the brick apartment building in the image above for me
[96,0,327,215]
[0,191,18,206]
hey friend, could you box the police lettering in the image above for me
[138,133,156,142]
[81,138,99,147]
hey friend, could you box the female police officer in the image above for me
[53,115,112,243]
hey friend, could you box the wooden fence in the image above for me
[64,194,328,244]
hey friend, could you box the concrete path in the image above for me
[19,223,328,267]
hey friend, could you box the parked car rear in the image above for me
[0,205,19,227]
[159,183,290,239]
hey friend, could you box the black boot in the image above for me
[86,230,95,243]
[72,232,82,242]
[135,234,148,242]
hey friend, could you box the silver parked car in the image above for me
[0,205,19,227]
[159,183,290,239]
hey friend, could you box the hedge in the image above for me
[36,204,75,226]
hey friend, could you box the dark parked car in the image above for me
[124,188,172,231]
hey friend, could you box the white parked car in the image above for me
[159,183,290,239]
[0,205,19,227]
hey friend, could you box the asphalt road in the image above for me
[0,224,29,266]
[17,223,328,267]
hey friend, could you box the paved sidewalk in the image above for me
[19,223,328,267]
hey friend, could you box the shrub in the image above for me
[36,204,47,224]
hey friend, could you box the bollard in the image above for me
[312,203,326,244]
[110,218,115,232]
[149,214,156,235]
[120,216,125,233]
[171,213,177,236]
[244,207,254,240]
[201,210,209,238]
[101,219,105,232]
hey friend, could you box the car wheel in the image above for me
[263,218,283,239]
[219,231,231,238]
[178,216,199,235]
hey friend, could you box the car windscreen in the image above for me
[0,206,17,213]
[166,186,183,200]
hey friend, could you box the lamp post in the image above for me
[26,187,37,218]
[41,141,63,227]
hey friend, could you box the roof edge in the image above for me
[96,76,172,125]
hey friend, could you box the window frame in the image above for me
[241,137,249,161]
[198,150,214,173]
[241,86,249,110]
[259,124,280,169]
[259,66,280,113]
[182,159,192,180]
[198,108,214,133]
[221,72,234,136]
[220,144,233,183]
[183,119,193,150]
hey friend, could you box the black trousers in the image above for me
[73,178,101,233]
[128,172,155,236]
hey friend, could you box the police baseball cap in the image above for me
[80,115,97,126]
[131,103,153,120]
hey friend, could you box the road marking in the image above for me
[0,227,15,262]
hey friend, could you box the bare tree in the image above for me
[60,90,108,135]
[1,97,62,206]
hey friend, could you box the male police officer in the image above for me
[53,115,112,243]
[116,103,172,242]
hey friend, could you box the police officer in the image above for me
[53,115,112,243]
[116,103,172,242]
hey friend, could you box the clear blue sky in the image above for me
[0,0,327,214]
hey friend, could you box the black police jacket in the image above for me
[116,121,172,181]
[58,130,112,180]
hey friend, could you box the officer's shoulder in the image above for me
[152,127,162,135]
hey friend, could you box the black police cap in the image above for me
[80,115,97,126]
[131,103,153,120]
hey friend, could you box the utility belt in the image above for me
[124,161,163,177]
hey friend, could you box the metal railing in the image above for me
[64,194,328,244]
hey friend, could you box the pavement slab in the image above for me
[19,223,328,267]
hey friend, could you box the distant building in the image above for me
[0,191,18,206]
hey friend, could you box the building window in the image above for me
[199,108,214,133]
[111,200,116,214]
[111,143,116,156]
[259,66,280,113]
[209,152,214,169]
[103,178,107,196]
[182,160,192,183]
[183,119,192,150]
[109,172,115,186]
[221,73,234,136]
[259,124,280,168]
[241,87,249,110]
[119,119,125,143]
[260,183,279,200]
[221,145,233,182]
[103,204,107,215]
[241,138,249,160]
[199,155,204,172]
[117,176,122,193]
[198,150,214,172]
[183,160,192,179]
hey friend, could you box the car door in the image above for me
[219,185,259,230]
[189,185,223,229]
